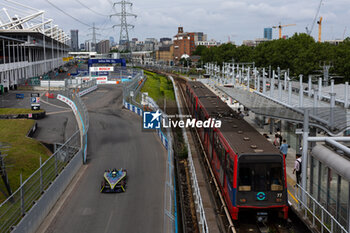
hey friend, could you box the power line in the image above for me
[45,0,91,27]
[74,0,111,17]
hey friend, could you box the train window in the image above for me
[213,133,225,163]
[226,157,234,185]
[199,108,203,121]
[270,167,283,191]
[238,166,252,191]
[238,162,283,192]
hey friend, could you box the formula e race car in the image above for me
[100,168,127,193]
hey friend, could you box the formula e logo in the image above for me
[143,110,162,129]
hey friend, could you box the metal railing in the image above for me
[168,76,209,233]
[0,130,80,233]
[123,70,144,109]
[295,183,348,233]
[0,76,91,232]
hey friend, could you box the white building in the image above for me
[0,3,70,92]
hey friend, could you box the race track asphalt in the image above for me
[41,85,166,233]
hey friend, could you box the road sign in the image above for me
[30,93,40,110]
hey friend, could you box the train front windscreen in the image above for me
[237,154,286,207]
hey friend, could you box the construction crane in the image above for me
[306,0,323,35]
[317,17,323,42]
[272,23,296,39]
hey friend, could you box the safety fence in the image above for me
[123,71,177,233]
[295,184,348,233]
[0,79,92,233]
[0,131,80,233]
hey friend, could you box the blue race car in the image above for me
[100,168,127,193]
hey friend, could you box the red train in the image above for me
[185,81,288,220]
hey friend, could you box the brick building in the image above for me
[156,45,174,63]
[173,27,196,63]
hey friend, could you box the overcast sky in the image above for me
[2,0,350,45]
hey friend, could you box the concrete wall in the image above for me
[12,149,83,233]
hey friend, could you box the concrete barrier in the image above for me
[12,149,83,233]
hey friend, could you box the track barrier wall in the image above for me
[12,148,83,233]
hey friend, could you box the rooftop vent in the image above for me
[254,149,264,153]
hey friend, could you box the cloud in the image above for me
[0,0,348,44]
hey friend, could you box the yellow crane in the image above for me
[272,23,296,39]
[317,17,323,42]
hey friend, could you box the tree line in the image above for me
[193,33,350,82]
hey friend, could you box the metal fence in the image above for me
[295,183,348,233]
[168,76,208,233]
[137,63,190,74]
[123,70,144,108]
[0,130,80,233]
[0,76,92,232]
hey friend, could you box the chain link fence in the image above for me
[0,131,80,233]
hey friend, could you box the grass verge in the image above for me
[142,70,175,104]
[0,108,44,115]
[0,119,51,202]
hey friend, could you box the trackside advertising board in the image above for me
[89,67,114,72]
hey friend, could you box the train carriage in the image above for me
[185,81,288,220]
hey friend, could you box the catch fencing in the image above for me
[123,72,177,233]
[0,131,80,233]
[0,79,93,233]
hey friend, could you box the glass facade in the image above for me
[264,28,272,40]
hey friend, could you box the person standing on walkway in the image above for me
[293,154,302,185]
[273,134,280,147]
[279,139,289,159]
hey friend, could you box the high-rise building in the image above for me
[264,28,272,40]
[70,29,79,51]
[96,40,110,54]
[85,41,92,52]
